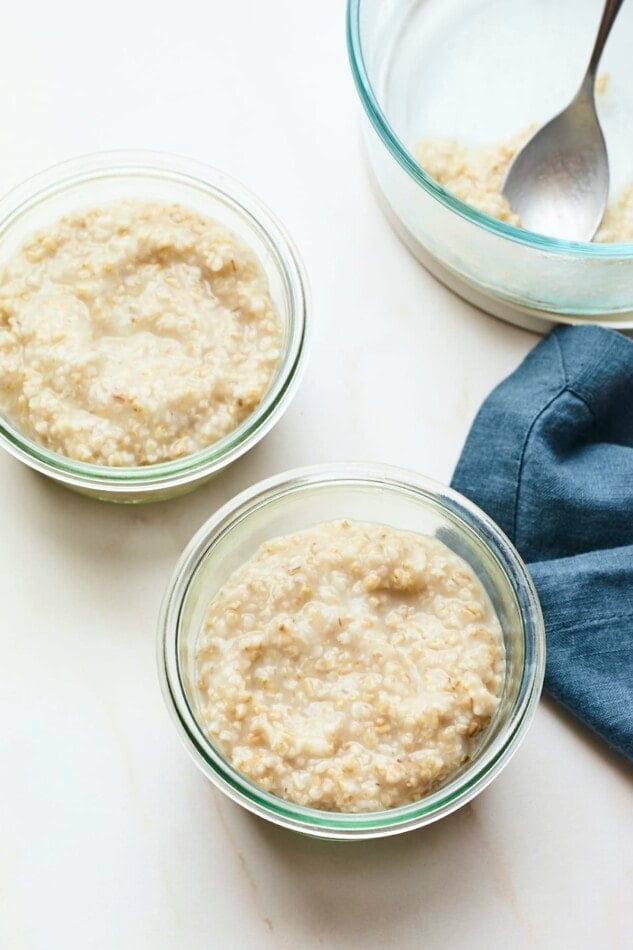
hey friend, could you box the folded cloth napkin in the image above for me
[452,325,633,760]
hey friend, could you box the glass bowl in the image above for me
[0,151,308,502]
[158,463,545,840]
[347,0,633,332]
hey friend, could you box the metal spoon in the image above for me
[502,0,625,241]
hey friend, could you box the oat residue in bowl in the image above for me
[195,519,505,813]
[413,130,531,230]
[0,200,282,466]
[414,75,633,242]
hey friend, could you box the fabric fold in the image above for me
[452,325,633,759]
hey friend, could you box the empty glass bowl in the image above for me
[158,464,545,839]
[347,0,633,331]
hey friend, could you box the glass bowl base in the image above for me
[372,171,633,336]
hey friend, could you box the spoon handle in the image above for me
[587,0,626,78]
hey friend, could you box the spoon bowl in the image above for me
[503,80,609,241]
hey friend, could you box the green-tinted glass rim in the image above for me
[346,0,633,260]
[158,463,546,839]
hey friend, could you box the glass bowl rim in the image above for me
[158,462,546,839]
[346,0,633,260]
[0,149,309,494]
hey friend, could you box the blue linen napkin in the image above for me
[451,325,633,759]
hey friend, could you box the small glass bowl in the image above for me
[158,463,545,840]
[347,0,633,332]
[0,151,308,502]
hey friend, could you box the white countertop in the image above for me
[1,2,631,947]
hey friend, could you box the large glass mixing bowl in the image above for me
[348,0,633,331]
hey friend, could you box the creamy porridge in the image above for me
[413,130,531,229]
[195,519,505,813]
[0,200,281,466]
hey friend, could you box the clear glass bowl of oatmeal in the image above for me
[158,464,545,840]
[0,151,308,501]
[347,0,633,332]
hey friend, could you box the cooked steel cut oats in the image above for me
[195,519,505,812]
[412,75,632,241]
[0,200,281,465]
[414,130,531,228]
[414,126,633,242]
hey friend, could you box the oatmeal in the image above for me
[413,76,633,242]
[414,130,531,228]
[0,200,281,465]
[195,520,504,813]
[592,183,633,243]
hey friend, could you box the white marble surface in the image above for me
[0,2,631,948]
